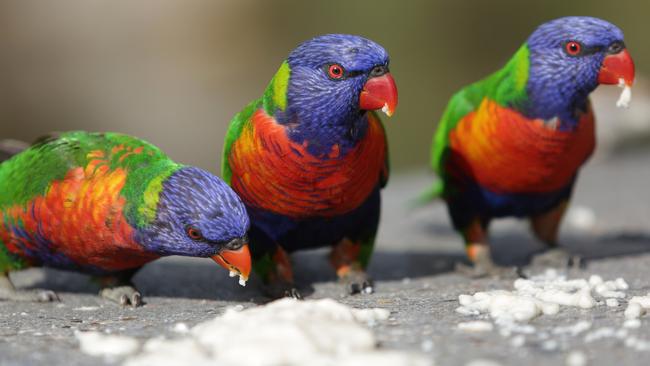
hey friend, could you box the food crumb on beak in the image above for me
[616,78,632,108]
[238,275,247,287]
[381,103,391,116]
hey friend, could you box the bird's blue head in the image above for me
[524,16,635,125]
[264,34,398,156]
[139,166,251,282]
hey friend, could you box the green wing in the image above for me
[426,44,531,199]
[221,99,261,185]
[430,87,484,176]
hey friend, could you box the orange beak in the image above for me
[359,73,398,117]
[598,49,635,86]
[211,244,251,284]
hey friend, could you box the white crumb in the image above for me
[623,319,641,329]
[606,299,620,307]
[381,103,390,116]
[510,335,526,347]
[420,339,434,352]
[172,323,189,333]
[238,275,247,287]
[565,350,588,366]
[584,327,618,343]
[625,294,650,319]
[624,336,650,351]
[73,306,100,311]
[456,270,633,326]
[616,78,632,108]
[76,331,139,358]
[542,339,559,351]
[465,359,502,366]
[229,270,237,278]
[230,304,245,312]
[120,298,430,366]
[566,206,596,231]
[552,321,592,337]
[457,321,494,333]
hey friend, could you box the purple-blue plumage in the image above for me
[525,16,625,128]
[275,34,390,156]
[137,167,250,257]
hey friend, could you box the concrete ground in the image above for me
[1,151,649,366]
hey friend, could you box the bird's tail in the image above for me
[409,180,445,208]
[0,139,29,162]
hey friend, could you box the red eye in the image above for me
[327,64,344,79]
[565,41,582,56]
[186,226,203,240]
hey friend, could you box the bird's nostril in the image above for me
[371,65,387,77]
[608,41,625,55]
[225,237,244,250]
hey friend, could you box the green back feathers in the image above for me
[0,132,181,228]
[431,44,530,177]
[222,62,291,184]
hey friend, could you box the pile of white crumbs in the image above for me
[456,269,650,355]
[76,298,432,366]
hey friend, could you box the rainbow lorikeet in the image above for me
[0,132,251,305]
[426,16,635,276]
[222,34,398,297]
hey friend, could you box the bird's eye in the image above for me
[186,226,203,240]
[327,64,345,80]
[564,41,583,56]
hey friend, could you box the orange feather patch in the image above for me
[229,110,387,218]
[0,150,159,271]
[448,99,595,193]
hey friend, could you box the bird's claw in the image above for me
[455,261,522,279]
[0,288,60,302]
[284,288,303,300]
[100,285,143,307]
[338,269,375,295]
[529,248,586,270]
[349,279,374,295]
[264,281,303,300]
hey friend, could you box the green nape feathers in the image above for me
[221,62,291,185]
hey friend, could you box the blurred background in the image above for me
[1,0,648,174]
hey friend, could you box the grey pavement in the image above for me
[1,151,649,366]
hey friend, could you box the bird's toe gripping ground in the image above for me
[0,273,59,302]
[529,248,585,270]
[96,269,143,307]
[259,247,302,299]
[528,201,585,269]
[330,238,374,295]
[99,285,142,307]
[455,244,521,279]
[454,220,520,278]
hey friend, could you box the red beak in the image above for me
[598,49,635,86]
[211,244,251,283]
[359,73,398,117]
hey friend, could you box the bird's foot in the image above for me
[263,281,302,300]
[0,288,59,302]
[457,244,521,279]
[0,274,59,302]
[99,285,142,307]
[339,269,374,295]
[455,261,521,279]
[529,248,585,270]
